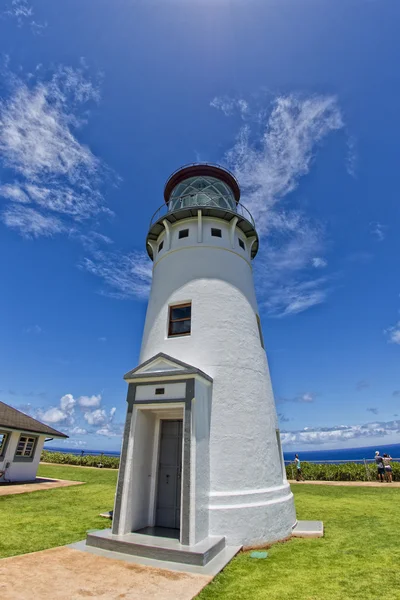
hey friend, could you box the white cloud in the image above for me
[96,416,122,437]
[0,63,112,237]
[221,93,343,316]
[346,135,357,178]
[98,336,107,343]
[60,394,76,413]
[2,205,64,238]
[83,408,107,426]
[0,183,30,203]
[38,407,67,424]
[78,394,102,409]
[370,222,385,242]
[210,96,249,117]
[68,426,87,435]
[81,249,152,300]
[281,419,400,447]
[312,257,327,268]
[280,392,316,404]
[384,321,400,345]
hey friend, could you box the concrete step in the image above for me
[292,520,324,538]
[86,529,226,567]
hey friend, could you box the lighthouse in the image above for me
[86,164,297,566]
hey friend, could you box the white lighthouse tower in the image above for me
[86,164,297,567]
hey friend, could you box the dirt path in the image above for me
[289,480,400,487]
[0,547,211,600]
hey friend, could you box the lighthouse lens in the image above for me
[169,176,236,212]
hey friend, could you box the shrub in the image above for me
[286,461,400,482]
[41,450,120,469]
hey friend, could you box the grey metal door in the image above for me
[155,419,183,529]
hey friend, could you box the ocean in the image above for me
[45,442,400,463]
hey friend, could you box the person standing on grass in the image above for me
[294,454,304,481]
[375,450,385,483]
[383,453,393,483]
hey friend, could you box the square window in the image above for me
[168,303,192,337]
[211,228,222,238]
[238,238,245,250]
[179,229,189,239]
[155,388,165,395]
[15,435,37,459]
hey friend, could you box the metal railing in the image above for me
[149,199,255,229]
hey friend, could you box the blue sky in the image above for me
[0,0,399,452]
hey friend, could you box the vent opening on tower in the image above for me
[211,228,222,238]
[158,240,164,252]
[178,229,189,239]
[238,238,245,250]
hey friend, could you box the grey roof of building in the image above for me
[0,401,68,438]
[123,352,213,383]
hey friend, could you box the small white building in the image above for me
[86,164,297,568]
[0,401,68,482]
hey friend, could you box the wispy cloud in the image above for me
[346,135,357,178]
[279,392,316,404]
[281,418,400,447]
[0,62,112,237]
[393,390,400,397]
[370,222,385,242]
[384,321,400,345]
[3,0,46,32]
[367,407,378,415]
[3,205,64,238]
[215,93,343,316]
[312,257,327,268]
[81,249,152,300]
[210,96,249,118]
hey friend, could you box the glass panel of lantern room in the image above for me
[168,176,237,212]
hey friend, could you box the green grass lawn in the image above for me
[198,484,400,600]
[0,464,117,559]
[1,468,400,599]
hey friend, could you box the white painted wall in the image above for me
[140,214,296,546]
[129,410,156,532]
[0,430,45,482]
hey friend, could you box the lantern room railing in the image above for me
[149,199,256,230]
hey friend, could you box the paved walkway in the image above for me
[0,477,84,496]
[0,547,212,600]
[289,480,400,487]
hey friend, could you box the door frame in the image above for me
[112,377,198,546]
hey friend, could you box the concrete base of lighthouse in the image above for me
[209,484,297,547]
